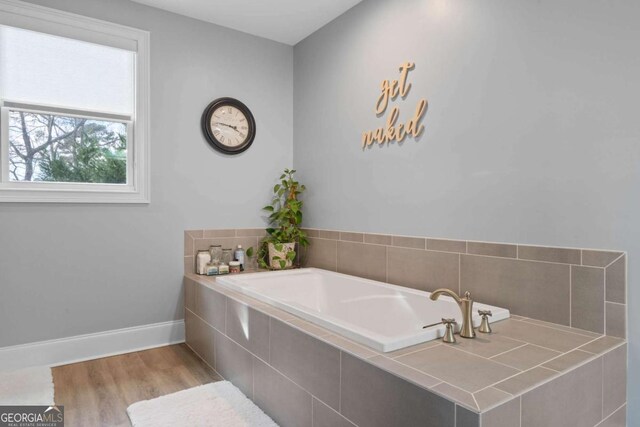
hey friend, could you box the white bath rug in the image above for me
[0,366,55,405]
[127,381,278,427]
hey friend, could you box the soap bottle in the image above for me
[235,245,246,271]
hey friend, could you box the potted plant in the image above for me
[249,168,308,270]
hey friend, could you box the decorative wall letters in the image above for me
[362,62,428,149]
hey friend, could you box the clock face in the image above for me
[202,98,256,154]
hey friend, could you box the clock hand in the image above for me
[217,122,239,131]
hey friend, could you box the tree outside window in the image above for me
[8,110,127,184]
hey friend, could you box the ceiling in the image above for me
[130,0,363,45]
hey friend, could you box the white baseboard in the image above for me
[0,320,185,370]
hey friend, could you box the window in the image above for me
[0,0,149,203]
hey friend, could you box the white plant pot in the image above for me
[268,242,295,269]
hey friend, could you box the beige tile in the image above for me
[606,302,626,338]
[582,250,623,267]
[520,358,602,427]
[606,255,626,304]
[312,398,355,427]
[253,357,312,427]
[481,397,520,427]
[517,245,580,264]
[339,231,364,242]
[341,352,455,427]
[450,334,525,359]
[368,355,441,389]
[456,405,480,427]
[183,277,196,312]
[571,266,604,333]
[256,304,296,322]
[387,247,458,293]
[185,309,214,368]
[269,319,341,409]
[203,229,235,238]
[195,284,226,331]
[337,241,386,282]
[603,344,627,418]
[542,349,594,372]
[519,317,602,338]
[579,336,625,355]
[288,318,332,338]
[491,344,561,370]
[397,345,518,393]
[302,237,337,271]
[301,228,319,237]
[598,404,626,427]
[461,255,571,325]
[226,299,270,361]
[321,334,378,359]
[490,319,593,352]
[184,232,194,257]
[386,339,442,358]
[364,233,392,245]
[235,228,266,237]
[194,237,257,252]
[467,242,517,258]
[473,387,513,412]
[392,235,426,249]
[427,238,467,253]
[214,330,254,397]
[317,229,339,239]
[184,256,194,275]
[185,229,204,239]
[494,367,557,395]
[432,382,478,411]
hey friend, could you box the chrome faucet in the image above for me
[430,289,476,339]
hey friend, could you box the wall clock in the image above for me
[201,97,256,154]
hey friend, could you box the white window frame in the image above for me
[0,0,150,203]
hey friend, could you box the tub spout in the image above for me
[430,289,476,339]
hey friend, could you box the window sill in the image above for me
[0,185,149,204]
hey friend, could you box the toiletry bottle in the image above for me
[196,250,211,275]
[235,245,245,271]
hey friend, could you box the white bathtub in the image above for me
[217,268,510,352]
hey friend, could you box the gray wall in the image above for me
[0,0,292,346]
[293,0,640,423]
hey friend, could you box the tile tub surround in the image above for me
[184,228,266,274]
[299,228,627,338]
[184,273,627,427]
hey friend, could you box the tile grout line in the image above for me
[601,356,604,422]
[458,253,461,295]
[338,351,342,413]
[594,402,626,427]
[517,317,602,339]
[603,262,607,335]
[604,253,625,269]
[569,265,572,328]
[487,342,530,360]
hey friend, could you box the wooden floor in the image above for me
[52,344,221,427]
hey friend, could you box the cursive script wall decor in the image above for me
[362,62,428,149]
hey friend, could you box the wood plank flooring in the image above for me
[52,344,221,427]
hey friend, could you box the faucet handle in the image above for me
[441,318,457,344]
[478,310,493,333]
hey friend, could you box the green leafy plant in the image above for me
[249,168,308,269]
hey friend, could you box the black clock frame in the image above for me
[201,97,256,154]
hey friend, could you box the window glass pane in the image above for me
[0,25,134,114]
[8,110,127,184]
